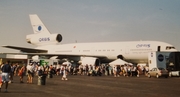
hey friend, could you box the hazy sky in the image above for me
[0,0,180,52]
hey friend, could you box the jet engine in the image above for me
[117,55,124,60]
[26,33,62,46]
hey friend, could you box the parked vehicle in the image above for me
[169,71,180,77]
[147,67,168,78]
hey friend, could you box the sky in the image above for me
[0,0,180,52]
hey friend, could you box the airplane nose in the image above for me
[171,49,178,52]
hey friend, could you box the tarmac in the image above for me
[0,74,180,97]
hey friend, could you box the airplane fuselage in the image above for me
[36,41,177,64]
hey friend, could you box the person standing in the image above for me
[26,64,35,84]
[145,66,149,76]
[1,61,11,92]
[18,66,25,83]
[0,72,2,92]
[61,65,68,80]
[113,66,117,77]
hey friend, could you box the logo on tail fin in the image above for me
[30,14,51,34]
[33,25,43,33]
[38,26,42,31]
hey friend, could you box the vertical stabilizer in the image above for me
[29,14,50,34]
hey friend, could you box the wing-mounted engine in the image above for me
[79,57,100,66]
[26,33,62,46]
[117,55,124,60]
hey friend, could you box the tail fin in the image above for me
[29,14,51,34]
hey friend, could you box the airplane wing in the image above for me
[2,46,107,59]
[2,45,48,53]
[0,52,108,62]
[21,53,107,59]
[2,46,108,61]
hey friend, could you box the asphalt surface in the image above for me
[0,74,180,97]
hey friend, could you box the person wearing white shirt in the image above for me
[61,65,68,80]
[26,64,35,84]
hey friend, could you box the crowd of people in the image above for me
[111,64,149,77]
[0,61,149,92]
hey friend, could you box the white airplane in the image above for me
[2,14,178,65]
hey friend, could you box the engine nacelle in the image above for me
[117,55,124,60]
[79,57,100,66]
[26,33,62,46]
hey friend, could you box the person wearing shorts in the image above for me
[1,61,11,92]
[27,64,35,84]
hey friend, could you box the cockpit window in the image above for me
[166,46,176,50]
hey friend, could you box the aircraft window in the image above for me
[172,47,175,49]
[166,46,176,50]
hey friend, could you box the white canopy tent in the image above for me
[109,59,131,67]
[62,61,72,66]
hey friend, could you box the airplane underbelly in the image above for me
[124,53,148,63]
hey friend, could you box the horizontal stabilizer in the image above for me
[2,45,48,53]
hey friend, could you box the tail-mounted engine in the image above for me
[26,33,62,46]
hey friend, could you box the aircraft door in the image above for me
[157,46,161,51]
